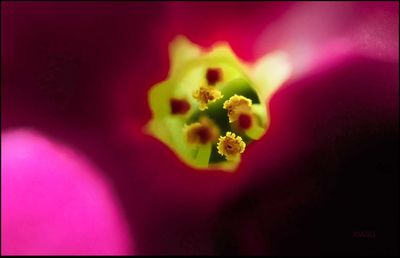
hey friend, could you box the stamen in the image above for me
[170,98,191,114]
[217,132,246,161]
[206,68,222,85]
[192,86,223,111]
[184,117,220,145]
[223,95,252,122]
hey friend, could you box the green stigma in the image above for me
[145,36,291,172]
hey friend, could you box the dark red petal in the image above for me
[229,55,399,255]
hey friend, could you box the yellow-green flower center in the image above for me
[146,35,291,171]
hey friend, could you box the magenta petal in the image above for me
[254,2,399,77]
[1,129,134,255]
[241,54,398,179]
[219,55,398,255]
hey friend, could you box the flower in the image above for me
[1,1,398,256]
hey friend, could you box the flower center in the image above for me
[146,36,287,171]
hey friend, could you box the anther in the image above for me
[192,86,223,111]
[217,132,246,161]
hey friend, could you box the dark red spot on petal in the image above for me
[197,126,211,144]
[206,68,222,86]
[170,98,190,114]
[238,113,252,130]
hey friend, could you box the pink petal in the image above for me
[1,129,134,255]
[254,2,399,77]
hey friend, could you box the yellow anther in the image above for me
[192,85,223,111]
[217,132,246,161]
[184,117,220,145]
[223,95,252,122]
